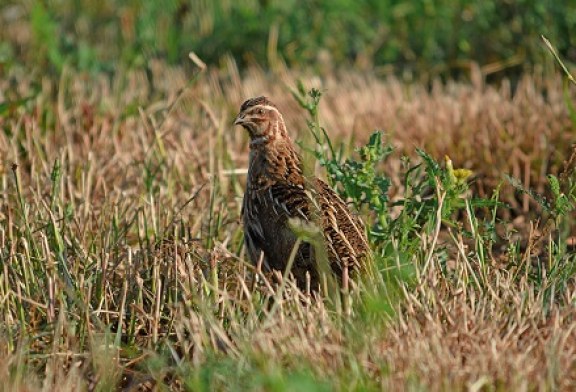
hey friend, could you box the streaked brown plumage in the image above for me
[234,96,369,290]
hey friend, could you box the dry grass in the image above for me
[0,61,575,390]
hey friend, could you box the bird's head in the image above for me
[234,96,288,146]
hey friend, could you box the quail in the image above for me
[234,96,369,290]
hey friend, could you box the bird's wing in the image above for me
[313,179,369,270]
[266,182,310,221]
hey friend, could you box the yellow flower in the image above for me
[453,168,474,183]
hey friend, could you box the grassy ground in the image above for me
[1,60,576,390]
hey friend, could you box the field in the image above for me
[0,58,575,390]
[2,2,576,391]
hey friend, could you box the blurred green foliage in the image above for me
[1,0,575,77]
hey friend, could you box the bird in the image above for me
[234,96,369,291]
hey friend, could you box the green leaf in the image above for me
[548,174,561,198]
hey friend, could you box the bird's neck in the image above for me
[248,138,302,185]
[249,135,270,147]
[248,118,288,147]
[246,118,303,184]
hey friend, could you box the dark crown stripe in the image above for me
[240,96,277,111]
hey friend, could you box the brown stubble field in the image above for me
[0,60,576,390]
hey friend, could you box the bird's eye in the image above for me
[258,109,264,114]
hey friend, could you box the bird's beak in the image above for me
[234,114,245,126]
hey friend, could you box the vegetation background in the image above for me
[1,0,576,390]
[2,1,576,77]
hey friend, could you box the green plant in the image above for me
[293,86,491,251]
